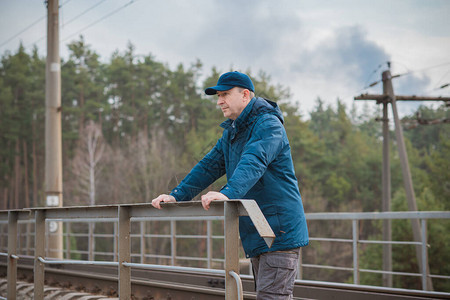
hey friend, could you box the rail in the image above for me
[303,211,450,291]
[0,200,275,300]
[1,209,450,296]
[1,216,231,272]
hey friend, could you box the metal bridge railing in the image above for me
[1,208,450,296]
[24,216,225,267]
[1,216,239,274]
[302,211,450,291]
[0,200,275,300]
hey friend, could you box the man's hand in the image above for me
[201,191,229,210]
[151,194,176,209]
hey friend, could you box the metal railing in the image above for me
[1,216,237,272]
[0,200,275,300]
[1,208,450,296]
[302,211,450,291]
[57,216,227,267]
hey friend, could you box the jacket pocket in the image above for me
[258,252,297,295]
[262,206,282,238]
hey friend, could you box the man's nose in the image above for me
[217,96,223,105]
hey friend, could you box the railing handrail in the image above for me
[1,207,450,296]
[3,200,273,300]
[306,211,450,220]
[2,208,449,220]
[2,208,449,219]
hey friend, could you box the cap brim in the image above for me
[205,85,234,95]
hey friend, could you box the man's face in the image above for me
[216,87,247,120]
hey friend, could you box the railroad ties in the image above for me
[0,278,118,300]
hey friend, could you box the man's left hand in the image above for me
[201,191,229,210]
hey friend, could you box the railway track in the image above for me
[0,278,118,300]
[1,256,448,300]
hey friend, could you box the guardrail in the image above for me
[0,200,275,300]
[1,208,450,296]
[303,211,450,291]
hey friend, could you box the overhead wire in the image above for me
[355,61,450,120]
[398,62,450,95]
[61,0,138,43]
[361,61,399,90]
[0,15,46,49]
[389,60,412,75]
[432,69,450,91]
[395,61,450,78]
[62,0,108,28]
[26,0,111,48]
[359,61,450,96]
[0,0,72,50]
[363,63,385,90]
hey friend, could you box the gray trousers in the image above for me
[250,248,300,300]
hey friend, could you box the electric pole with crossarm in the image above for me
[355,66,449,291]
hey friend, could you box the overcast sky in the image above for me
[1,0,449,116]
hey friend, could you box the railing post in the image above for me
[224,201,240,300]
[17,222,21,258]
[88,222,94,261]
[421,219,428,290]
[1,225,6,253]
[34,210,46,300]
[171,219,176,266]
[7,211,18,300]
[298,248,303,280]
[65,222,71,259]
[113,221,118,262]
[140,221,145,263]
[352,219,359,285]
[207,220,212,269]
[26,220,32,256]
[118,206,131,299]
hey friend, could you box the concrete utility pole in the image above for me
[45,0,63,259]
[355,69,449,291]
[380,75,392,288]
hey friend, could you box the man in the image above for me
[151,71,308,299]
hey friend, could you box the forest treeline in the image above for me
[0,37,449,290]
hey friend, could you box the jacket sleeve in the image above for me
[170,138,226,202]
[220,115,285,199]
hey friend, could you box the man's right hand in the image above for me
[151,194,176,209]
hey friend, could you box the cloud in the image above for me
[2,0,442,118]
[292,26,391,88]
[392,72,432,115]
[179,1,303,70]
[395,73,431,95]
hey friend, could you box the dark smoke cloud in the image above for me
[292,26,391,86]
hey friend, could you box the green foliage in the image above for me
[1,37,448,290]
[425,136,450,209]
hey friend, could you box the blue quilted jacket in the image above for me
[171,97,309,258]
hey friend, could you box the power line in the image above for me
[361,62,450,93]
[363,62,385,89]
[25,0,136,49]
[62,0,108,28]
[26,35,46,49]
[434,69,450,89]
[61,0,138,43]
[0,0,72,50]
[403,113,450,130]
[0,15,46,49]
[396,62,450,78]
[60,0,73,7]
[389,60,412,74]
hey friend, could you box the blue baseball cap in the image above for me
[205,71,255,95]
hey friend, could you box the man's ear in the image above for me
[243,89,250,101]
